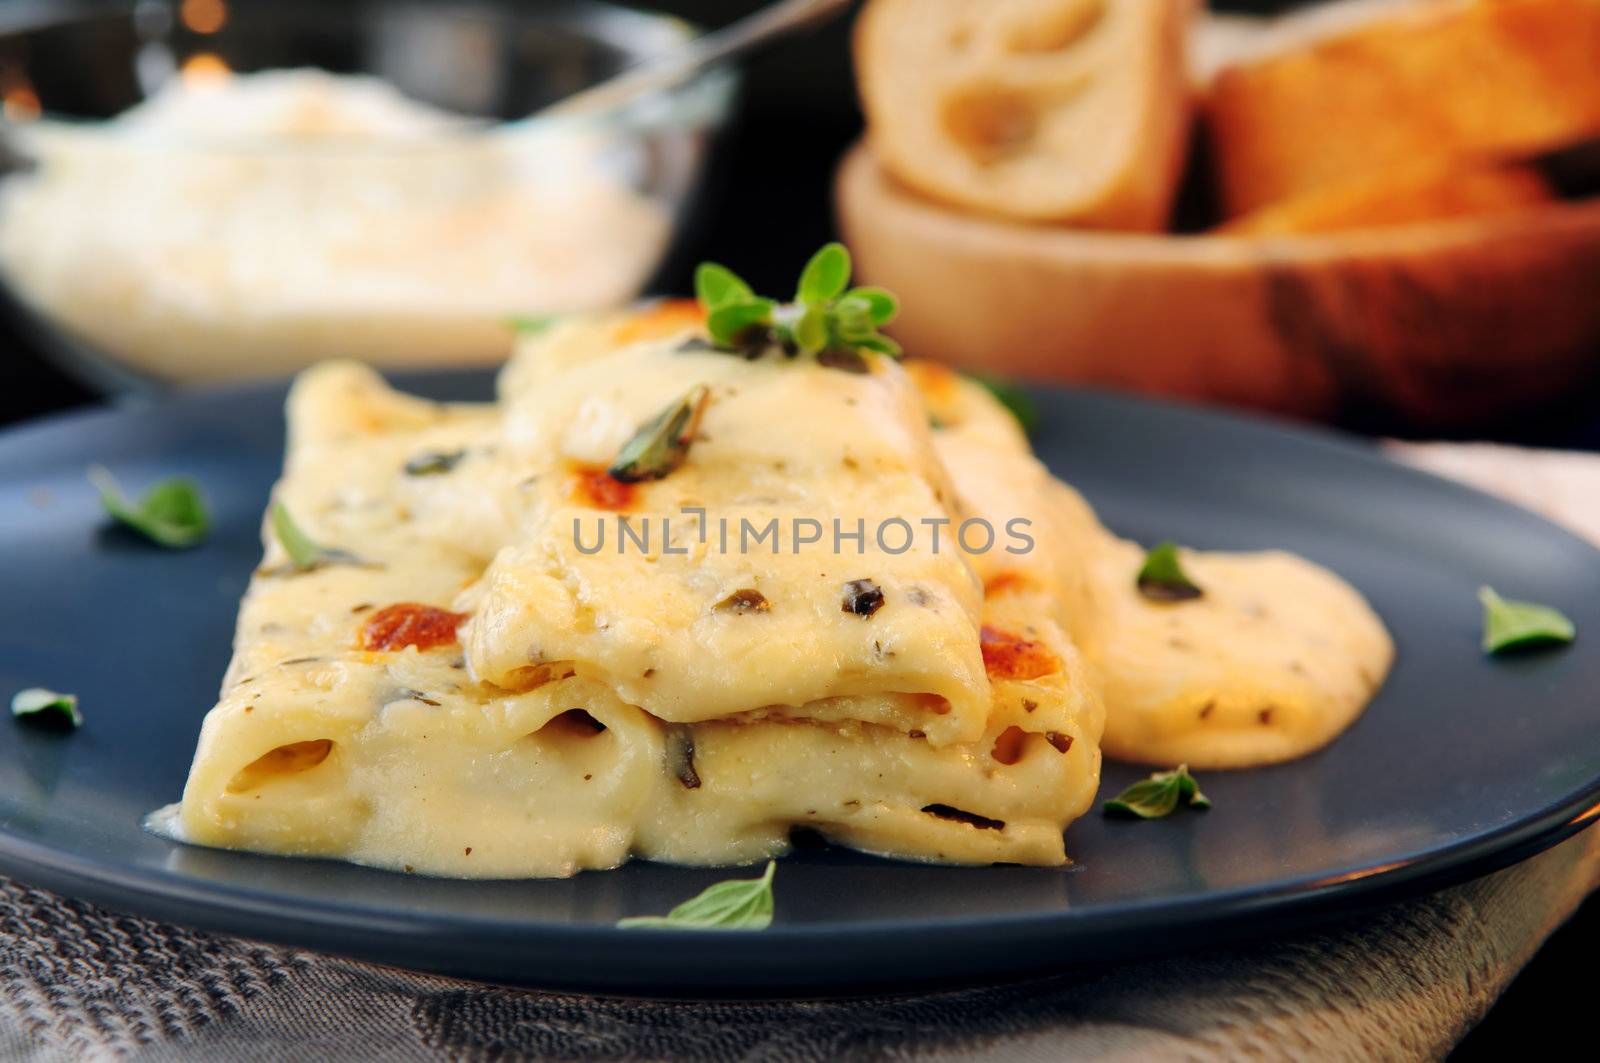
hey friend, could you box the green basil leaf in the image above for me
[609,385,711,484]
[1479,586,1576,654]
[1137,542,1203,602]
[695,263,755,311]
[11,687,82,729]
[1174,768,1211,809]
[1104,765,1209,818]
[1103,776,1181,818]
[706,299,775,348]
[617,861,776,930]
[89,465,210,549]
[403,450,466,477]
[844,286,899,326]
[971,374,1041,436]
[796,242,852,305]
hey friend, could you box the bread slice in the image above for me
[854,0,1196,229]
[1217,159,1554,236]
[1208,0,1600,216]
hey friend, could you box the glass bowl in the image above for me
[0,0,737,392]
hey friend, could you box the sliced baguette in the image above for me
[1217,160,1553,236]
[854,0,1196,229]
[1208,0,1600,216]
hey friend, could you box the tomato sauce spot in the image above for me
[904,359,960,400]
[570,465,638,511]
[359,603,467,652]
[980,625,1060,680]
[611,299,706,344]
[983,571,1033,596]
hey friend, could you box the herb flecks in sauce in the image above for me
[842,579,886,618]
[1479,586,1576,655]
[1136,542,1204,602]
[716,589,771,615]
[608,385,711,484]
[1104,764,1211,819]
[666,726,701,790]
[921,804,1005,831]
[693,243,902,368]
[403,450,466,476]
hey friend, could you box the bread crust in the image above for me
[1207,0,1600,216]
[1218,160,1553,236]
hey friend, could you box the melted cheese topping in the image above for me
[159,312,1391,878]
[161,343,1104,877]
[469,320,990,743]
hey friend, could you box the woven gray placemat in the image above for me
[2,826,1597,1061]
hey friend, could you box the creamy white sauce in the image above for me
[142,803,187,843]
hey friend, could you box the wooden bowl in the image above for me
[836,142,1600,427]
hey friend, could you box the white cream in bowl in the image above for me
[0,69,673,384]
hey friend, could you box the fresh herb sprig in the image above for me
[11,687,82,729]
[1479,587,1576,655]
[694,243,900,373]
[617,860,777,930]
[89,466,210,549]
[1104,765,1211,819]
[1136,542,1203,602]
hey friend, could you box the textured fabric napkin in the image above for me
[2,441,1598,1062]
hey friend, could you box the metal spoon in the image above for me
[540,0,853,119]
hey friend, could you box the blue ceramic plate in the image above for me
[2,373,1597,995]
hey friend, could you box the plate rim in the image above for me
[0,792,1595,994]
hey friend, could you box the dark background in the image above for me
[0,0,1590,1052]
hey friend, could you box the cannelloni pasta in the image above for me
[155,315,1107,876]
[155,290,1390,878]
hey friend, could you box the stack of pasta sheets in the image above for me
[171,312,1106,877]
